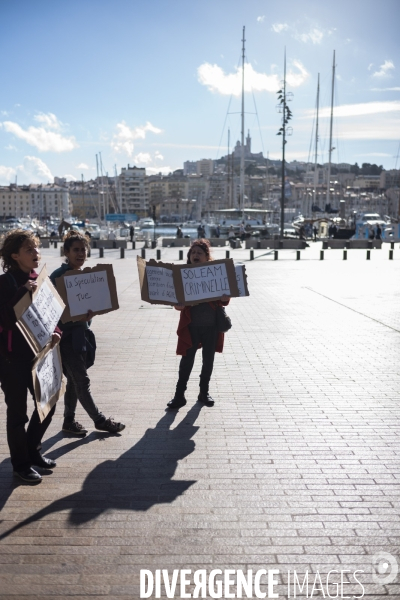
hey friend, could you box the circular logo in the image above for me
[372,552,398,585]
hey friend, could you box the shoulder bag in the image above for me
[216,305,232,333]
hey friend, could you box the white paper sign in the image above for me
[181,263,230,302]
[36,346,63,409]
[21,280,64,350]
[146,266,178,303]
[235,264,246,297]
[64,270,112,317]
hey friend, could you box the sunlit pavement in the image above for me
[0,241,399,599]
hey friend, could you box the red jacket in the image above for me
[175,299,230,356]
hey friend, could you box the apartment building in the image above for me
[196,159,214,177]
[0,184,70,219]
[380,169,400,190]
[0,185,30,218]
[119,165,148,217]
[183,161,197,176]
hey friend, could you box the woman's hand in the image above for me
[80,309,94,322]
[24,280,37,292]
[174,303,185,311]
[221,294,230,302]
[50,333,61,348]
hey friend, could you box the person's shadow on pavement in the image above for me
[0,404,202,539]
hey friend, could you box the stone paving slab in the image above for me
[0,243,399,599]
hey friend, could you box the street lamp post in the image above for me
[276,49,293,238]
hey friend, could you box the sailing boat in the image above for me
[204,28,273,240]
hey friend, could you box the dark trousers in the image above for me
[175,325,218,397]
[60,337,104,424]
[0,359,55,471]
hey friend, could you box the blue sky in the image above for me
[0,0,399,184]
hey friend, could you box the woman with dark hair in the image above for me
[50,231,125,436]
[0,229,61,484]
[167,239,230,409]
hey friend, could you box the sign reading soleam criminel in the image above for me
[137,257,249,306]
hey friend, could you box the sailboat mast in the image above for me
[96,154,101,221]
[314,73,320,207]
[326,51,335,209]
[240,26,245,217]
[227,128,231,209]
[280,48,286,238]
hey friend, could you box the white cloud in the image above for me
[197,61,309,95]
[0,156,55,185]
[0,165,16,184]
[301,101,400,141]
[368,63,374,71]
[146,166,172,175]
[18,156,53,182]
[63,174,77,181]
[134,150,165,167]
[371,87,400,91]
[311,100,400,119]
[272,22,333,45]
[356,153,392,157]
[77,162,90,169]
[34,112,61,129]
[294,27,324,44]
[111,121,162,157]
[5,144,17,151]
[372,60,395,78]
[272,23,288,33]
[257,16,265,23]
[1,113,78,152]
[134,152,152,164]
[335,117,400,140]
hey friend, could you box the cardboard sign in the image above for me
[14,265,65,355]
[55,264,119,323]
[137,257,244,306]
[234,263,250,297]
[146,264,178,303]
[32,343,66,422]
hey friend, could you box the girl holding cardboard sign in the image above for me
[167,239,230,409]
[50,231,125,436]
[0,229,61,484]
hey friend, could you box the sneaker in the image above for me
[95,417,125,434]
[62,420,88,436]
[198,392,214,407]
[167,396,187,409]
[14,467,42,484]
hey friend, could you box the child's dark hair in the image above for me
[63,230,90,258]
[0,229,39,272]
[186,238,213,264]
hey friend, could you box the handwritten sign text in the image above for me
[64,270,112,316]
[146,266,178,303]
[181,263,230,301]
[21,281,64,350]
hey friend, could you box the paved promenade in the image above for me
[0,242,399,599]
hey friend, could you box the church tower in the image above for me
[245,130,251,158]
